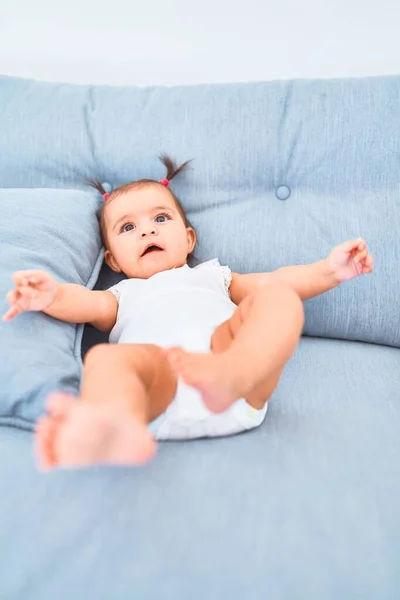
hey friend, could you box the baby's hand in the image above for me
[327,238,374,283]
[3,270,58,322]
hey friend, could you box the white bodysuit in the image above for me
[108,259,267,440]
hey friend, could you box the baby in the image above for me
[3,155,373,469]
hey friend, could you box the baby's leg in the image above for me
[36,344,177,469]
[167,283,304,413]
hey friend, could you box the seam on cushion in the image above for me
[73,247,105,371]
[0,417,35,432]
[302,332,400,350]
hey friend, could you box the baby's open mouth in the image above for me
[141,244,163,257]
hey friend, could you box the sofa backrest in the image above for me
[1,75,399,347]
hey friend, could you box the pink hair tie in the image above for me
[160,178,170,187]
[103,192,110,200]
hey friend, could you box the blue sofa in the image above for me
[0,75,399,599]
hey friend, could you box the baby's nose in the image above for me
[141,227,157,237]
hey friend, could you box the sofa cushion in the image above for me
[1,338,399,599]
[0,189,103,428]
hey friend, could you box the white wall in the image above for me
[1,0,400,85]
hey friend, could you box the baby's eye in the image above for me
[155,213,170,223]
[121,222,135,233]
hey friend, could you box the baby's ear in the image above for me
[186,227,196,254]
[105,250,122,273]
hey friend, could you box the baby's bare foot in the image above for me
[166,348,244,413]
[35,392,156,470]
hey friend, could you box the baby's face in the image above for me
[103,185,195,279]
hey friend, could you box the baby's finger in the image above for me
[18,285,38,300]
[341,238,364,253]
[6,290,19,305]
[359,255,373,274]
[2,305,21,322]
[12,270,42,287]
[364,255,374,270]
[6,288,35,313]
[12,272,29,287]
[354,247,368,263]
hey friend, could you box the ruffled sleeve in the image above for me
[107,284,121,302]
[220,265,232,297]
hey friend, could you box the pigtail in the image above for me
[159,153,192,182]
[86,179,108,196]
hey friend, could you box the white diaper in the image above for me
[148,379,268,441]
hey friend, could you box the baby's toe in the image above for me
[35,417,58,470]
[165,347,187,367]
[47,392,74,420]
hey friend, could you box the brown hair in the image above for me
[87,154,193,248]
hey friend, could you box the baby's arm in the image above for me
[3,270,118,332]
[230,238,373,304]
[230,261,336,304]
